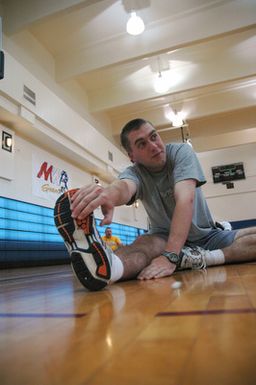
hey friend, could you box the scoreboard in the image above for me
[211,162,245,184]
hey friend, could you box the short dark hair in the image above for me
[120,118,150,152]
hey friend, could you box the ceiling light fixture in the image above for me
[154,71,170,94]
[154,57,170,94]
[172,112,184,128]
[165,106,187,129]
[165,106,185,127]
[126,11,145,36]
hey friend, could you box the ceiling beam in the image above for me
[55,0,256,80]
[3,0,105,35]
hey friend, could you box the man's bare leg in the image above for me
[115,234,166,280]
[222,227,256,264]
[137,227,256,280]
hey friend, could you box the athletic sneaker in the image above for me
[179,245,207,270]
[54,189,113,291]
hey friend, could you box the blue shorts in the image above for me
[186,229,238,250]
[149,228,238,251]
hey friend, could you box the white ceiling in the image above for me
[2,0,256,152]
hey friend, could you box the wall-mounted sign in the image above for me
[211,162,245,184]
[2,131,13,152]
[32,153,71,202]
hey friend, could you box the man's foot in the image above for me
[179,245,207,270]
[54,189,112,291]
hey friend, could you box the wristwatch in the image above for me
[162,251,181,267]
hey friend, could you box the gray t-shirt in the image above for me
[119,143,216,242]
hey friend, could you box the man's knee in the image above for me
[132,234,166,254]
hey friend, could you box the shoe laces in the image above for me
[180,245,207,270]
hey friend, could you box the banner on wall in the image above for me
[32,153,71,202]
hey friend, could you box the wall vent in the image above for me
[23,85,36,106]
[108,150,113,162]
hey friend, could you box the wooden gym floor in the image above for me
[1,262,256,385]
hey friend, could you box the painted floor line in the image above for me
[0,312,87,318]
[156,308,256,317]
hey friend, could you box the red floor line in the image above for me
[0,312,87,318]
[156,308,256,317]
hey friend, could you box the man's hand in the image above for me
[70,184,114,225]
[137,255,176,280]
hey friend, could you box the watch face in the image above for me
[162,251,180,265]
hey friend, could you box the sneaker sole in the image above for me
[54,189,111,291]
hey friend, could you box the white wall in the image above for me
[198,142,256,222]
[0,47,129,182]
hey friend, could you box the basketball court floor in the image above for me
[1,262,256,385]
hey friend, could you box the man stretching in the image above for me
[54,119,256,291]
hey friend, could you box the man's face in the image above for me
[127,122,166,172]
[105,228,112,238]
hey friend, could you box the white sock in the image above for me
[110,253,124,282]
[205,249,225,266]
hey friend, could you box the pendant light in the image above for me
[126,11,145,36]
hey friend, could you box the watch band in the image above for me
[162,251,182,267]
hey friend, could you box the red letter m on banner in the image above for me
[37,162,53,183]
